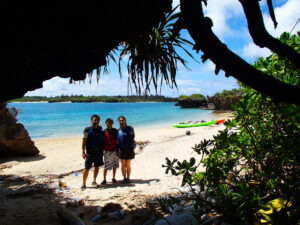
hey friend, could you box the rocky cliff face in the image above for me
[207,95,242,111]
[177,99,207,108]
[176,91,242,111]
[0,104,39,156]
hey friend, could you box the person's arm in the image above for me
[82,128,89,159]
[128,126,136,149]
[129,126,135,139]
[82,138,87,159]
[101,130,105,154]
[115,129,118,145]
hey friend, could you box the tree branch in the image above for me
[180,0,300,104]
[266,0,278,28]
[239,0,300,69]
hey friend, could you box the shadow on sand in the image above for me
[0,153,46,164]
[87,178,161,189]
[0,174,161,225]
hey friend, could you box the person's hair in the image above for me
[105,118,113,124]
[91,114,100,121]
[118,116,126,121]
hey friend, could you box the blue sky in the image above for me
[26,0,300,97]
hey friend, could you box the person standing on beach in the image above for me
[101,118,119,185]
[118,116,136,183]
[81,114,104,189]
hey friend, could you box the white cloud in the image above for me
[179,87,202,95]
[175,73,238,96]
[179,61,215,78]
[241,0,299,62]
[204,0,244,39]
[172,0,180,10]
[197,61,215,73]
[242,43,271,60]
[25,74,128,97]
[176,79,195,86]
[263,0,300,36]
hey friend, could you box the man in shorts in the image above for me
[81,114,104,189]
[101,118,119,184]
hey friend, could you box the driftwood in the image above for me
[57,169,84,179]
[56,207,85,225]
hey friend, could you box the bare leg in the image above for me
[126,160,131,179]
[83,169,89,186]
[103,169,107,181]
[121,159,126,179]
[112,168,117,179]
[93,167,99,183]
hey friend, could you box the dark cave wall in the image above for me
[0,0,172,102]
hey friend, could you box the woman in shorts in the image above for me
[117,116,135,183]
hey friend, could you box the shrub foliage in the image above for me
[163,32,300,224]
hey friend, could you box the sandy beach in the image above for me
[0,112,233,225]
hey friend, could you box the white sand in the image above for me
[1,113,232,200]
[0,112,232,225]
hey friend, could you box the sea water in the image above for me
[8,102,215,139]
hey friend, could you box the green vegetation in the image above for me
[178,90,241,101]
[0,103,22,139]
[212,88,242,98]
[178,94,205,101]
[9,95,177,103]
[162,32,300,224]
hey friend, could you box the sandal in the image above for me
[112,178,117,183]
[81,184,86,190]
[101,180,107,185]
[91,181,98,185]
[125,178,131,183]
[121,179,127,184]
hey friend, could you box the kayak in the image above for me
[217,119,225,124]
[173,119,226,128]
[173,120,218,128]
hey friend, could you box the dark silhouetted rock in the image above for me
[177,99,207,108]
[199,103,215,110]
[0,104,39,156]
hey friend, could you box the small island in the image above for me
[176,89,242,111]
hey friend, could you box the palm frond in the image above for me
[99,5,198,95]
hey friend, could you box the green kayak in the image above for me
[173,120,218,128]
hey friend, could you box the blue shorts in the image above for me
[85,154,104,170]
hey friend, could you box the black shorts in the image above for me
[119,148,135,160]
[85,154,104,170]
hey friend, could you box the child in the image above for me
[101,118,119,184]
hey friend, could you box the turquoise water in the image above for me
[8,102,215,139]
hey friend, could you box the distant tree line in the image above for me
[178,89,242,101]
[9,95,177,103]
[9,90,242,105]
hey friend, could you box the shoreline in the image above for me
[9,101,177,104]
[2,116,231,176]
[30,112,233,141]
